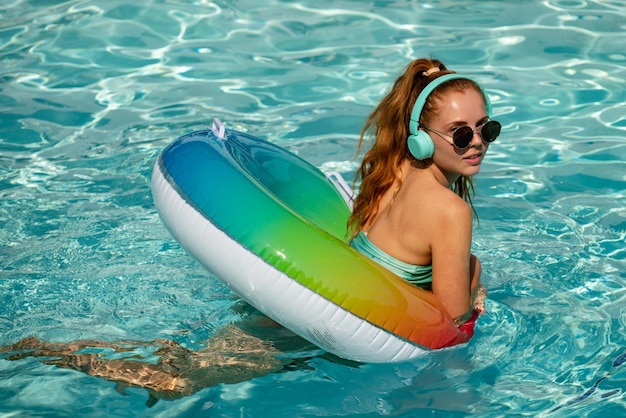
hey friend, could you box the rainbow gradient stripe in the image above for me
[152,126,470,363]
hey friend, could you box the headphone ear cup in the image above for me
[407,130,435,160]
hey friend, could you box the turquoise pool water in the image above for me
[1,0,625,416]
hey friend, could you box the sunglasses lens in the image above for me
[481,120,501,142]
[452,126,474,148]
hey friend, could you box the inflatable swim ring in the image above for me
[151,119,473,363]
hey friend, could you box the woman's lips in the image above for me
[463,152,483,165]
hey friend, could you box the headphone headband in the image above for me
[408,74,492,135]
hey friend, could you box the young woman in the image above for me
[348,58,500,327]
[1,59,499,401]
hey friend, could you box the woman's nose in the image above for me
[470,129,484,146]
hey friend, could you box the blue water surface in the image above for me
[1,0,625,417]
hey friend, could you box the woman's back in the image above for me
[363,159,468,268]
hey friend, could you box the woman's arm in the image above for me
[470,254,488,315]
[430,198,477,323]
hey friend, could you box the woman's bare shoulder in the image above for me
[404,177,469,215]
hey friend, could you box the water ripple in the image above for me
[1,0,626,416]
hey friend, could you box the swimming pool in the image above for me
[1,0,625,416]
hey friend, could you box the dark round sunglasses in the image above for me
[423,120,502,149]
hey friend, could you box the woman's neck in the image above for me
[407,159,458,189]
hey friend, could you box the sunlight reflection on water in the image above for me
[1,0,625,416]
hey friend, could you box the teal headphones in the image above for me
[407,74,493,160]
